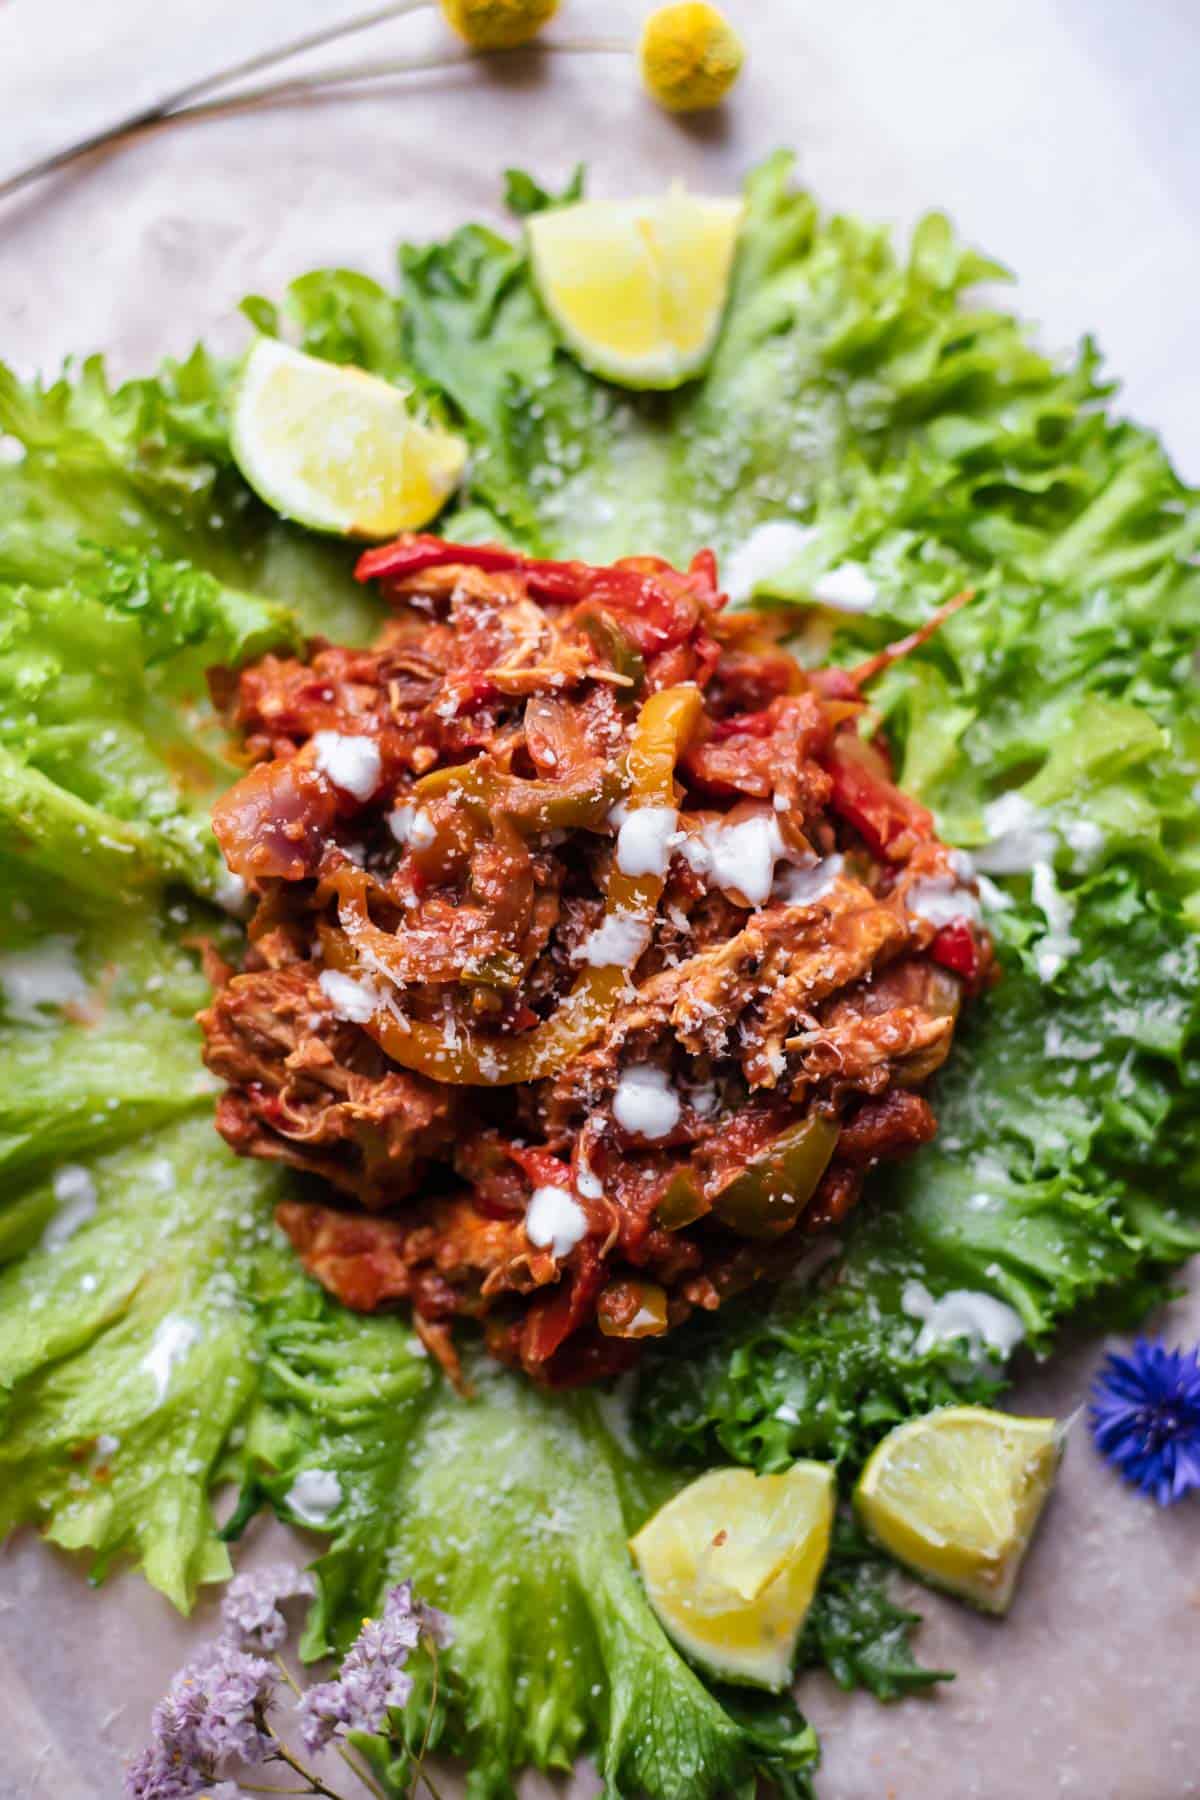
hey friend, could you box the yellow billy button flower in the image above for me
[440,0,559,50]
[638,1,745,112]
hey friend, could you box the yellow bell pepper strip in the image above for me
[709,1114,840,1240]
[597,1279,670,1338]
[319,683,703,1087]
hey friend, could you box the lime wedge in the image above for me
[527,186,744,390]
[854,1405,1062,1615]
[630,1462,834,1688]
[230,337,467,538]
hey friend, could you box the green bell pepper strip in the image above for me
[708,1114,840,1240]
[413,753,627,835]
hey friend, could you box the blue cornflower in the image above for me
[1089,1337,1200,1506]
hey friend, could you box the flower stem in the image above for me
[411,1640,443,1800]
[0,0,433,202]
[338,1741,390,1800]
[156,37,628,118]
[274,1655,387,1800]
[265,1719,348,1800]
[417,1759,446,1800]
[237,1786,314,1797]
[0,34,632,203]
[273,1653,306,1702]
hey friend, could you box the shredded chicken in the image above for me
[200,536,992,1385]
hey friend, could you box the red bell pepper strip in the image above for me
[355,535,524,583]
[930,919,983,983]
[824,739,935,860]
[520,1247,608,1365]
[355,535,719,655]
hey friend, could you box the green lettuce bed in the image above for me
[1,153,1197,1797]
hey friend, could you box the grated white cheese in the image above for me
[525,1187,588,1259]
[722,521,821,603]
[318,968,381,1024]
[616,806,679,878]
[312,731,382,802]
[41,1165,98,1250]
[905,876,982,928]
[901,1279,1025,1368]
[287,1468,342,1526]
[811,562,878,610]
[0,937,90,1025]
[613,1065,681,1140]
[573,909,650,969]
[140,1315,200,1405]
[94,1434,120,1460]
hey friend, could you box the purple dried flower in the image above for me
[220,1561,316,1652]
[1089,1337,1200,1505]
[389,1577,454,1650]
[297,1580,449,1753]
[124,1643,277,1798]
[125,1674,212,1798]
[190,1641,277,1765]
[124,1745,207,1800]
[299,1662,415,1754]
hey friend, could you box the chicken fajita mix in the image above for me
[201,536,991,1386]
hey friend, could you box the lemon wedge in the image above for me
[526,186,744,390]
[230,337,468,538]
[629,1462,835,1688]
[854,1406,1063,1615]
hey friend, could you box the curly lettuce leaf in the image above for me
[0,560,299,904]
[1,152,1199,1795]
[0,335,381,645]
[631,165,1200,1479]
[0,885,279,1608]
[503,162,586,217]
[797,1519,951,1701]
[231,1293,819,1800]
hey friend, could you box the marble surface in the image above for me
[1,2,1198,1795]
